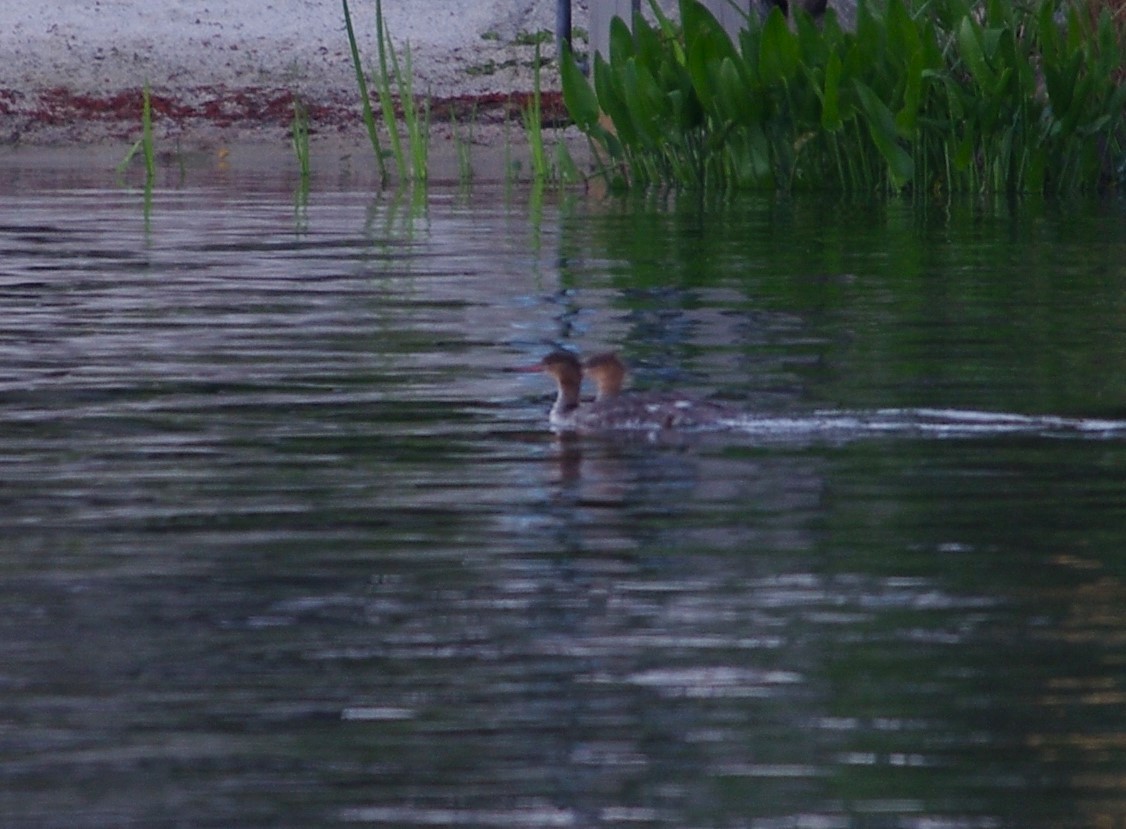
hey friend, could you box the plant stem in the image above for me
[291,97,311,180]
[141,84,154,181]
[341,0,388,182]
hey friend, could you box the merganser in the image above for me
[526,350,736,431]
[582,352,626,401]
[528,350,588,429]
[583,351,737,428]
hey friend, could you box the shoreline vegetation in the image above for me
[339,0,580,185]
[13,0,1121,194]
[563,0,1124,194]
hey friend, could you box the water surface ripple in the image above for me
[0,184,1122,829]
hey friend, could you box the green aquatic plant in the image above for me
[523,42,550,180]
[291,97,311,180]
[562,0,1125,194]
[452,107,476,186]
[341,0,389,181]
[118,84,156,180]
[141,85,155,181]
[521,41,583,184]
[372,0,407,180]
[340,0,428,183]
[392,39,429,182]
[554,139,582,184]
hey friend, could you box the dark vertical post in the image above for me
[556,0,572,53]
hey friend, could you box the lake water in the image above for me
[1,165,1123,829]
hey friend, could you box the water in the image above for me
[0,169,1123,829]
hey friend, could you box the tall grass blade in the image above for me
[524,41,549,180]
[341,0,388,181]
[117,84,155,181]
[291,97,311,180]
[375,0,407,180]
[141,85,155,180]
[393,40,428,181]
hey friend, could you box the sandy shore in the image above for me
[0,0,864,182]
[0,0,586,152]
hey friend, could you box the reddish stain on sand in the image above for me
[1,85,569,137]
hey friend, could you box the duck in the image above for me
[526,350,736,431]
[585,351,738,428]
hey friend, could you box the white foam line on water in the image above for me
[891,408,1126,435]
[717,408,1126,441]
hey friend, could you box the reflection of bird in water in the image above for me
[525,350,737,431]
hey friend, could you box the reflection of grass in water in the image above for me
[117,84,155,181]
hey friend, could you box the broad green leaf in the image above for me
[821,51,843,131]
[1038,0,1061,64]
[918,18,945,71]
[820,10,847,54]
[1059,73,1094,134]
[1065,4,1085,53]
[609,16,635,66]
[885,0,922,70]
[682,0,741,67]
[854,0,881,63]
[593,52,638,147]
[1096,11,1120,78]
[746,124,775,186]
[980,27,1004,62]
[1043,51,1081,118]
[895,48,923,135]
[686,33,719,115]
[853,79,915,185]
[997,27,1034,97]
[668,60,704,130]
[648,0,681,48]
[633,14,664,70]
[626,59,672,148]
[560,47,600,131]
[794,9,826,69]
[714,56,748,125]
[619,62,654,149]
[759,7,800,85]
[684,4,744,120]
[957,18,995,91]
[991,66,1013,99]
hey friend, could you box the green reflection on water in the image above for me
[555,195,1125,415]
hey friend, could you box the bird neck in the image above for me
[551,376,582,418]
[596,372,624,399]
